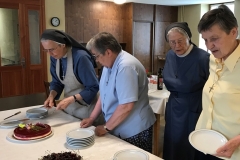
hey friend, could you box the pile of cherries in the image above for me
[40,152,82,160]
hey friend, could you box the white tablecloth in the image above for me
[0,106,163,160]
[148,89,170,115]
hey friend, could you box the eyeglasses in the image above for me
[169,39,185,47]
[92,53,101,60]
[43,45,60,53]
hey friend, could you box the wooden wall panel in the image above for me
[123,19,133,53]
[0,0,42,5]
[30,68,45,93]
[1,71,24,97]
[123,3,133,53]
[65,1,178,75]
[133,3,154,21]
[153,6,178,74]
[155,6,178,22]
[83,18,99,42]
[155,22,170,55]
[65,0,132,75]
[99,19,123,42]
[154,22,171,73]
[133,22,152,71]
[66,18,84,43]
[65,0,125,43]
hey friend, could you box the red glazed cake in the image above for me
[13,123,52,140]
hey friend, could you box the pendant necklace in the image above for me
[209,61,224,93]
[60,59,65,80]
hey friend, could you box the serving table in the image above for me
[148,88,170,156]
[0,105,163,160]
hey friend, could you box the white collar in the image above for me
[176,44,193,57]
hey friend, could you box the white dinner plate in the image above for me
[0,119,22,129]
[189,129,228,155]
[113,149,149,160]
[67,138,94,144]
[67,135,94,142]
[6,129,54,144]
[67,140,94,147]
[64,142,94,150]
[66,128,94,139]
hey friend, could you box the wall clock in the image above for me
[51,17,60,27]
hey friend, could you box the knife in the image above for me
[3,116,46,125]
[3,111,21,120]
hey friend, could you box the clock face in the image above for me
[51,17,60,27]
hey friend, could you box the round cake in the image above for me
[13,123,52,140]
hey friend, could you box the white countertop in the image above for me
[0,105,163,160]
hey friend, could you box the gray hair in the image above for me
[90,32,122,55]
[40,38,64,45]
[86,38,93,51]
[167,27,190,41]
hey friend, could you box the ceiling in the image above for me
[101,0,234,6]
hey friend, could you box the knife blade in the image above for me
[3,111,21,120]
[3,118,31,125]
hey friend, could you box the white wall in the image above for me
[179,1,239,51]
[45,0,65,82]
[199,4,209,51]
[178,5,201,48]
[235,0,240,38]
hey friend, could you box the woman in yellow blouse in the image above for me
[196,4,240,160]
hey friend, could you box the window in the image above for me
[199,2,235,53]
[210,2,234,13]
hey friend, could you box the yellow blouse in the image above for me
[196,41,240,160]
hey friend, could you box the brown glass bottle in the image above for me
[157,68,163,90]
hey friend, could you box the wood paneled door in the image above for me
[133,21,153,72]
[0,0,47,110]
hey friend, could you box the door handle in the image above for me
[21,57,25,68]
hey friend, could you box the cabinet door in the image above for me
[25,4,46,94]
[0,4,26,97]
[133,21,153,72]
[0,1,46,98]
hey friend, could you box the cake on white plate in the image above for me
[13,123,52,140]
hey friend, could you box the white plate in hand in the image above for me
[113,149,149,160]
[189,129,228,155]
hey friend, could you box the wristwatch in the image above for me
[104,125,111,132]
[73,95,82,105]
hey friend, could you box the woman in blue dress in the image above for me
[162,22,209,160]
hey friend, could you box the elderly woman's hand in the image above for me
[80,118,94,128]
[56,96,74,110]
[215,135,240,158]
[95,125,108,136]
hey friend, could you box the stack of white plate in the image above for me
[66,128,95,149]
[26,107,48,119]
